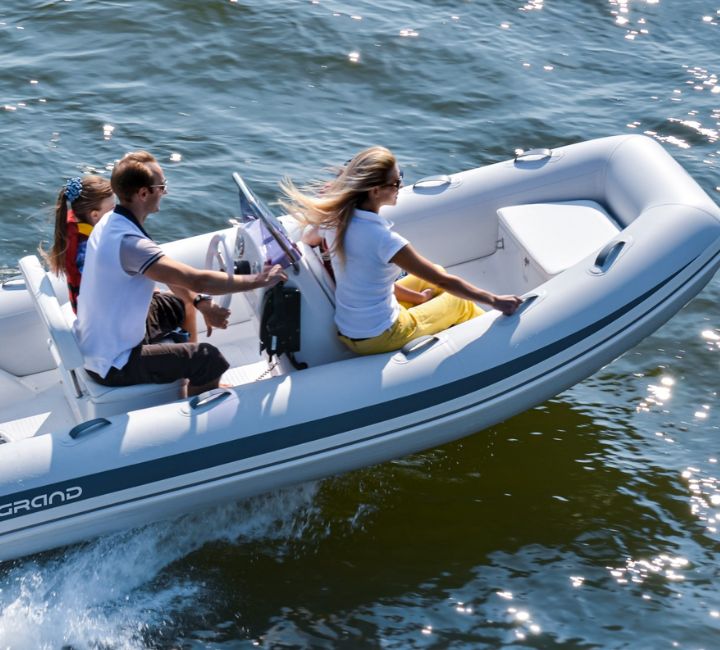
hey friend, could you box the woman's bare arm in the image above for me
[391,244,522,315]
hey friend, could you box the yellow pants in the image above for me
[338,273,484,355]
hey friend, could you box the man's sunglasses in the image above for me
[149,179,168,192]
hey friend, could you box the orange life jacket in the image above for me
[64,210,93,313]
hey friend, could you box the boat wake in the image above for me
[0,482,320,649]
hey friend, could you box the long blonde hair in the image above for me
[279,146,397,262]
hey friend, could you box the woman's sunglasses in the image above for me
[383,169,404,190]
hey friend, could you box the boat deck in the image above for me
[0,195,626,444]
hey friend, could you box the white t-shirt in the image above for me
[324,208,408,339]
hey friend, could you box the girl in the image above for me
[281,146,522,355]
[43,171,226,348]
[43,175,114,313]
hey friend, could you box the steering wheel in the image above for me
[204,230,237,309]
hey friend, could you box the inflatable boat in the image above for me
[1,134,719,562]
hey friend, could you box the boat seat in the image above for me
[19,255,183,423]
[298,241,336,303]
[497,200,620,277]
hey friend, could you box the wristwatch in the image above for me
[193,294,212,307]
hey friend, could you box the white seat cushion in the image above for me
[498,200,620,276]
[76,369,182,404]
[60,298,183,406]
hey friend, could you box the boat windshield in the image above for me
[233,173,301,273]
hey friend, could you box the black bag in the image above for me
[259,283,307,370]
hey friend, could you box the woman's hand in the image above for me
[394,283,435,306]
[491,294,523,315]
[419,288,435,303]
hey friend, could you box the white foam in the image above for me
[0,482,320,649]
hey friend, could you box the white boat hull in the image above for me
[1,134,719,561]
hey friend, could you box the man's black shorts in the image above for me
[88,292,229,389]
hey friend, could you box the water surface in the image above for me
[1,1,719,647]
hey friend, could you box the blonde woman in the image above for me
[281,146,522,355]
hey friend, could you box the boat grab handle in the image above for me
[515,293,539,315]
[514,148,552,162]
[401,335,439,356]
[413,175,451,189]
[189,389,233,411]
[69,417,111,440]
[1,276,25,289]
[592,240,626,274]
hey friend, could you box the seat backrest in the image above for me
[19,255,85,371]
[385,186,501,268]
[20,255,186,423]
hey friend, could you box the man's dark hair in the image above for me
[111,150,158,202]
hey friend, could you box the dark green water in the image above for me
[1,1,719,647]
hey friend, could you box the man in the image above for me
[75,151,286,396]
